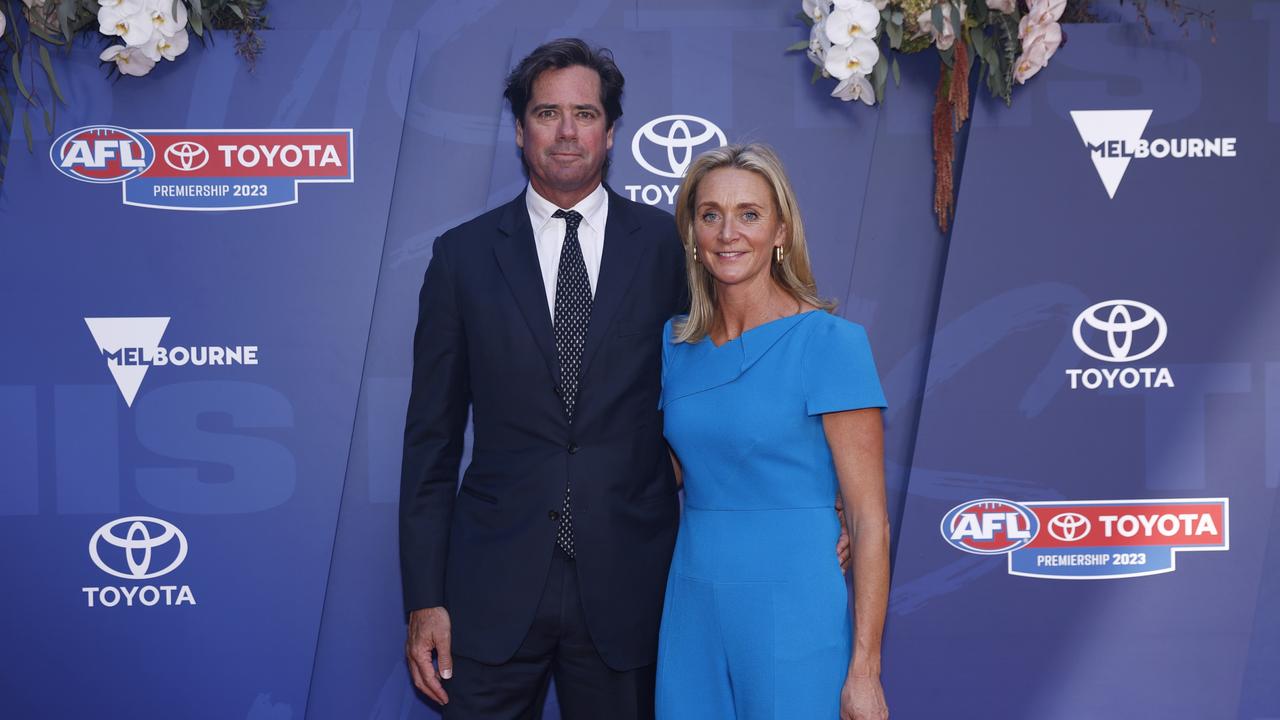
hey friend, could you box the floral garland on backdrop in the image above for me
[793,0,1213,231]
[0,0,267,181]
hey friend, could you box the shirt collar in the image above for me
[526,182,608,235]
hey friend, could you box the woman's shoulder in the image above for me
[798,311,874,356]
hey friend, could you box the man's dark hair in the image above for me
[504,38,625,129]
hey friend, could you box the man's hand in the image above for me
[836,493,851,572]
[406,606,453,705]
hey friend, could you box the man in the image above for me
[399,38,687,718]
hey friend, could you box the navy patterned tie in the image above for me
[552,209,590,558]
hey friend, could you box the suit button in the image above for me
[548,510,560,521]
[567,442,579,454]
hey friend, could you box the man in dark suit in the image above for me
[399,38,686,719]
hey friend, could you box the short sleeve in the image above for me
[802,318,887,415]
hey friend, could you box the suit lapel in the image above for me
[493,192,561,388]
[579,188,648,379]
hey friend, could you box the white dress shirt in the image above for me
[526,182,608,319]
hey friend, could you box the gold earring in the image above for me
[775,246,784,264]
[693,246,700,264]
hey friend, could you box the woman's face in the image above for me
[692,167,786,292]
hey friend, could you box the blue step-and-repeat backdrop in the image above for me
[1,2,1277,718]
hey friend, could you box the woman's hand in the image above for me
[841,670,888,720]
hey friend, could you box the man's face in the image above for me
[515,65,614,202]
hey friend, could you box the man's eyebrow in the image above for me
[529,102,602,112]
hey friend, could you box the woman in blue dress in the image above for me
[656,144,890,720]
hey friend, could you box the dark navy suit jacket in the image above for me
[400,187,687,670]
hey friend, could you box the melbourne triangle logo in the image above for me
[1069,109,1237,199]
[1069,110,1152,199]
[85,317,170,407]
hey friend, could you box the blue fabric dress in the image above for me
[654,310,887,720]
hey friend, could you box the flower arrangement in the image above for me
[792,0,1214,231]
[0,0,267,181]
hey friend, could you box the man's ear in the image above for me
[515,119,525,150]
[605,123,614,152]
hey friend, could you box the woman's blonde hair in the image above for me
[671,143,834,344]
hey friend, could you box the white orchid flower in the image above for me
[986,0,1016,12]
[141,28,189,61]
[100,44,157,76]
[823,37,879,80]
[0,10,6,38]
[809,19,832,65]
[916,1,966,52]
[1020,20,1062,56]
[803,0,833,22]
[1013,22,1061,83]
[1026,0,1067,25]
[832,74,875,105]
[99,5,154,47]
[825,2,880,46]
[144,0,187,36]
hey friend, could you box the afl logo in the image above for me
[50,125,155,184]
[941,498,1039,555]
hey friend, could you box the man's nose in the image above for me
[557,113,578,139]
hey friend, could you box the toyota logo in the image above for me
[1047,512,1091,542]
[89,516,188,580]
[631,114,727,179]
[1072,299,1167,363]
[164,141,209,172]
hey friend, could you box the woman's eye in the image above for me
[701,212,719,222]
[742,211,759,221]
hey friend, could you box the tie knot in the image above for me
[553,209,583,229]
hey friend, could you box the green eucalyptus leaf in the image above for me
[939,45,955,68]
[786,40,810,52]
[931,4,944,36]
[11,52,31,102]
[39,46,69,105]
[886,20,903,49]
[811,64,822,84]
[948,2,960,32]
[230,4,243,19]
[872,55,888,102]
[892,56,900,86]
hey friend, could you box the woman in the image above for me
[656,144,890,720]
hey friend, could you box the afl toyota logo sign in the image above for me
[625,114,727,206]
[51,124,354,210]
[1065,299,1174,391]
[942,497,1228,580]
[89,516,188,579]
[82,516,197,608]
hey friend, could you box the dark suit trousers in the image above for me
[442,546,657,720]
